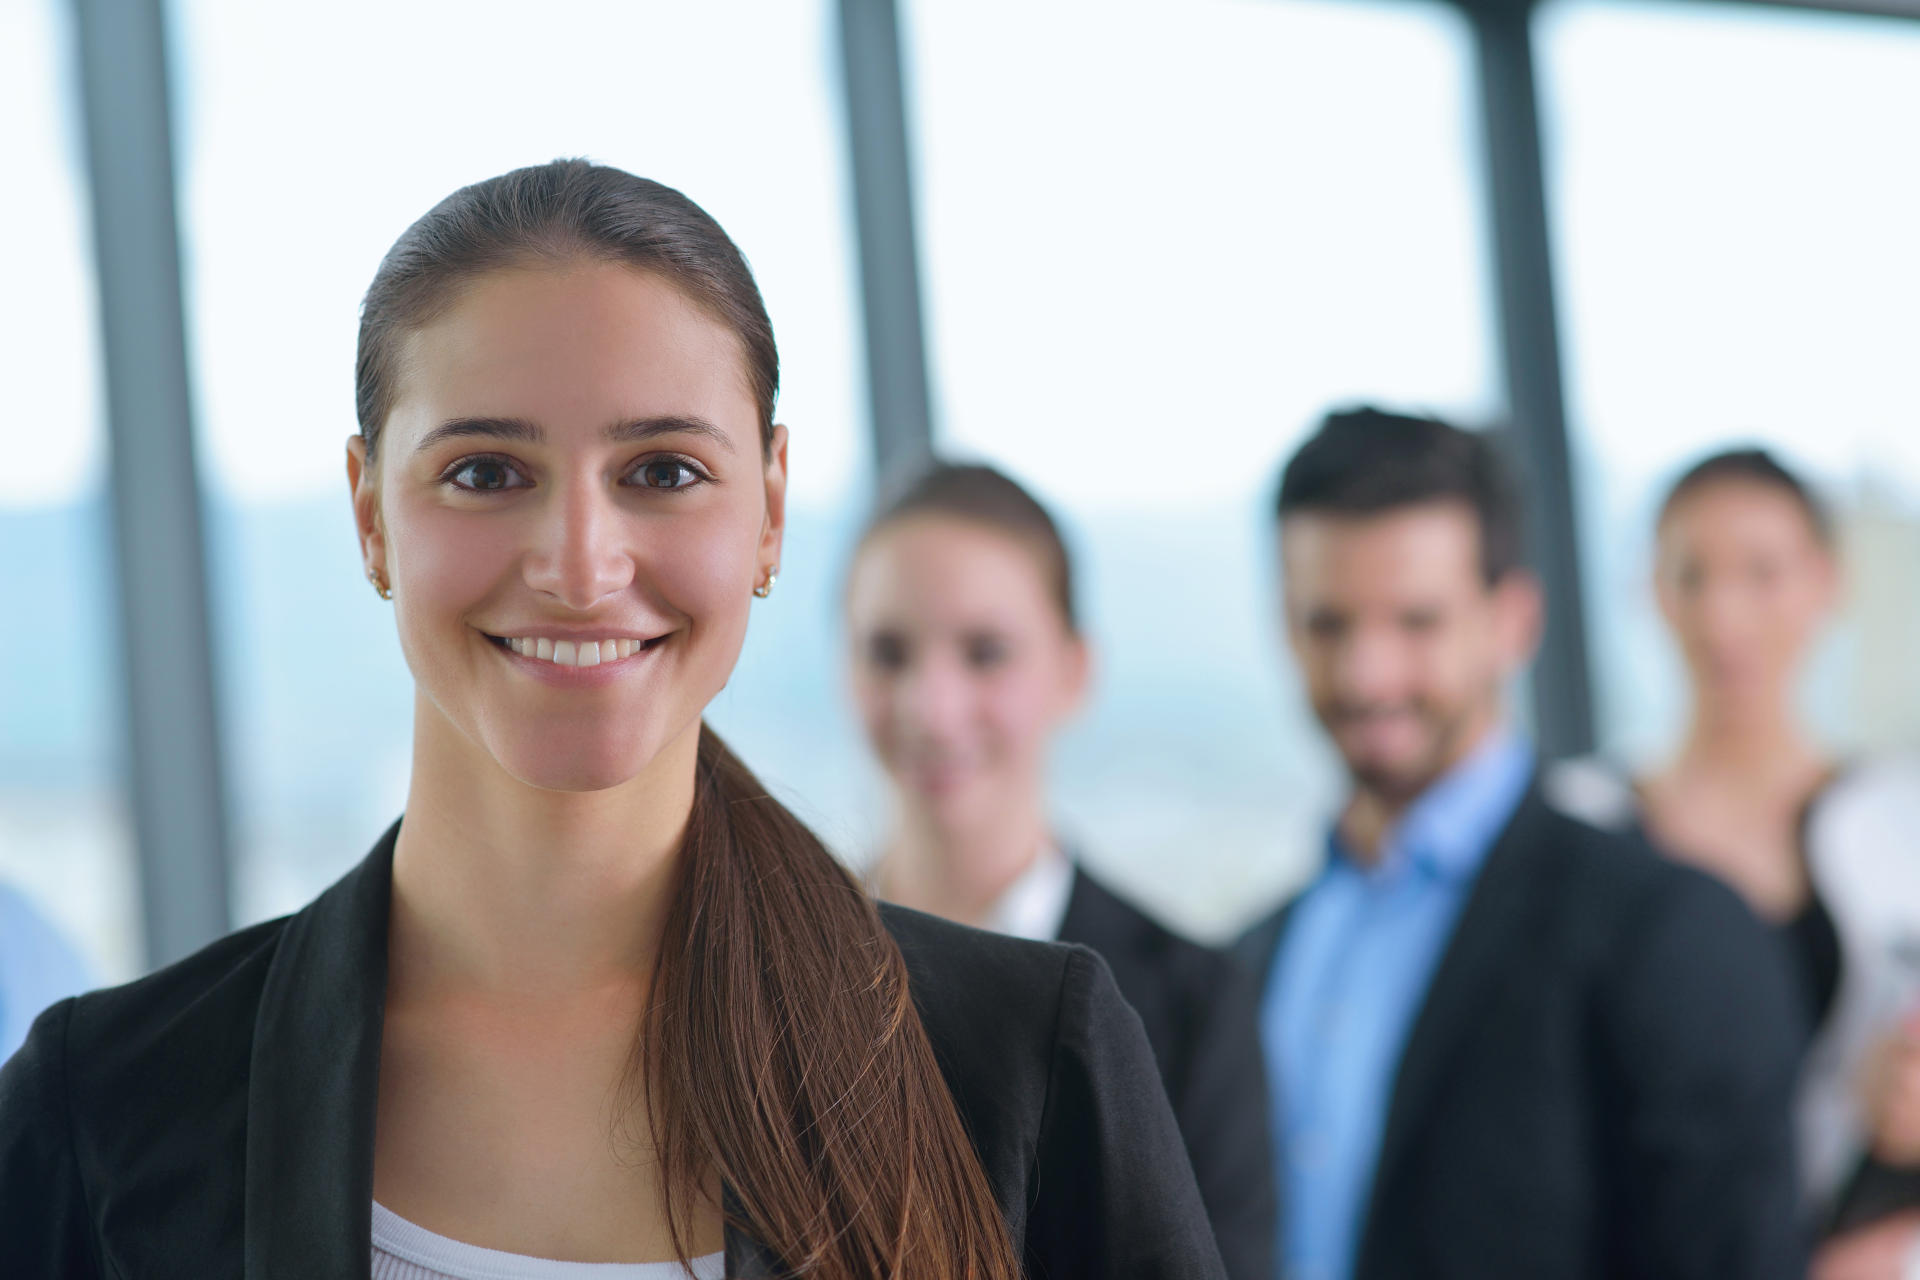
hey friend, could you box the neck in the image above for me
[875,786,1052,930]
[389,703,701,1000]
[1677,693,1823,784]
[1340,714,1505,866]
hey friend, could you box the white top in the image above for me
[370,1202,725,1280]
[982,843,1075,943]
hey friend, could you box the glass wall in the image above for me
[1539,0,1920,765]
[168,0,870,922]
[904,0,1502,937]
[0,0,142,981]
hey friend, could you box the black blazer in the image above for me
[1057,868,1276,1280]
[1236,786,1809,1280]
[0,825,1225,1279]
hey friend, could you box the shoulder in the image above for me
[1519,797,1790,1009]
[16,915,289,1158]
[61,914,288,1065]
[1063,868,1233,992]
[881,900,1083,1041]
[1809,753,1920,862]
[1540,754,1642,833]
[0,886,93,1046]
[0,915,289,1268]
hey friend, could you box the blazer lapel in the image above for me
[244,823,397,1278]
[1357,787,1551,1267]
[240,820,793,1277]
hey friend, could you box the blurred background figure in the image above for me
[10,0,1920,991]
[0,883,92,1062]
[1550,449,1920,1271]
[844,462,1275,1280]
[1242,409,1806,1280]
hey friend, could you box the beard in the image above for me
[1323,694,1486,807]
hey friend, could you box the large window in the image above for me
[905,0,1502,937]
[1540,0,1920,765]
[170,0,869,923]
[0,0,142,981]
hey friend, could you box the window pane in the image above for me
[0,0,142,982]
[905,0,1501,936]
[1540,0,1920,761]
[170,0,868,922]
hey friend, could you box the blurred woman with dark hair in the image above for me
[0,162,1226,1279]
[843,461,1276,1280]
[1549,447,1920,1276]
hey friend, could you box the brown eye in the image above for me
[449,458,527,491]
[867,633,909,671]
[963,634,1009,670]
[634,459,701,490]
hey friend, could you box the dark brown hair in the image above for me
[858,461,1079,632]
[356,161,1019,1279]
[1658,446,1833,546]
[1275,406,1526,586]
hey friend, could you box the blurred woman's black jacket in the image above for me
[0,824,1226,1279]
[1057,867,1277,1280]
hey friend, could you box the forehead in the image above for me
[1280,503,1484,603]
[388,262,757,448]
[849,516,1059,628]
[1660,480,1820,556]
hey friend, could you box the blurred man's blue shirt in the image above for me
[1263,728,1533,1280]
[0,884,94,1062]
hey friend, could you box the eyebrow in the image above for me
[412,414,737,455]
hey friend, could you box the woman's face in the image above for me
[845,516,1088,833]
[347,262,786,794]
[1655,479,1834,710]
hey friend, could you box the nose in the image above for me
[898,651,971,738]
[521,475,636,610]
[1331,626,1406,707]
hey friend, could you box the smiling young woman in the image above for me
[0,161,1224,1279]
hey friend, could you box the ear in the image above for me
[346,435,388,584]
[1491,568,1545,675]
[1810,541,1843,616]
[1059,631,1095,719]
[758,423,789,579]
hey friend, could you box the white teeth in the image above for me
[502,635,650,666]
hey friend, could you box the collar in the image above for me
[983,843,1075,943]
[240,820,783,1278]
[1332,727,1535,884]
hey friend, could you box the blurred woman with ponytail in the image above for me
[0,160,1222,1279]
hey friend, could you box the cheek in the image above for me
[979,663,1064,755]
[646,506,755,620]
[384,505,522,671]
[850,668,902,750]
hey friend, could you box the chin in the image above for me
[487,725,675,794]
[1349,755,1443,805]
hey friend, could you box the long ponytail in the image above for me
[642,727,1020,1277]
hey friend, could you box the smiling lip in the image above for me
[481,627,670,679]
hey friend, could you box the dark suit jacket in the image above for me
[1058,868,1276,1280]
[0,824,1225,1279]
[1236,786,1809,1280]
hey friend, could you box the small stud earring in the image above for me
[753,569,778,600]
[368,569,392,601]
